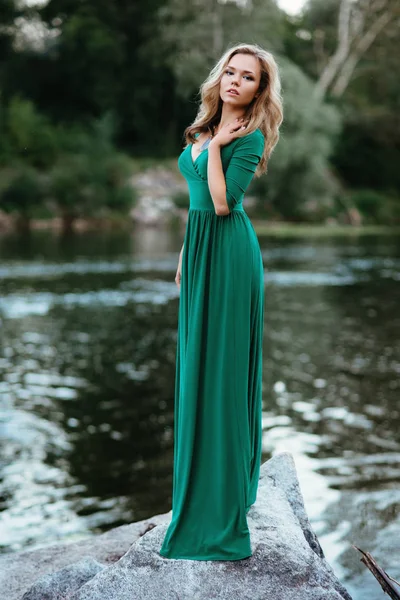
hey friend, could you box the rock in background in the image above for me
[130,167,188,227]
[1,453,353,600]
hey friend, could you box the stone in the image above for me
[1,453,353,600]
[129,166,188,226]
[0,515,170,600]
[21,557,105,600]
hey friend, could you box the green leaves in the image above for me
[1,167,46,216]
[5,97,58,169]
[251,57,342,219]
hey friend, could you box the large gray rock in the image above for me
[21,557,105,600]
[0,514,170,600]
[130,166,187,226]
[1,453,353,600]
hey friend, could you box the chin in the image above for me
[223,97,243,105]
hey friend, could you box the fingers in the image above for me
[231,124,249,135]
[231,117,249,132]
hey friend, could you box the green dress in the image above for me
[159,128,265,561]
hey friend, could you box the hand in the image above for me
[175,261,182,291]
[209,118,249,149]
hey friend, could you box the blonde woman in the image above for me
[160,43,283,561]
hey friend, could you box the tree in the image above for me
[49,114,134,231]
[1,167,46,231]
[251,57,341,220]
[4,96,57,168]
[156,0,285,97]
[284,0,400,204]
[311,0,399,99]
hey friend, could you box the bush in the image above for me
[49,148,135,220]
[171,190,190,209]
[5,97,58,169]
[0,166,46,217]
[251,57,342,221]
[344,189,400,225]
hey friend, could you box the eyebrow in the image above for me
[226,65,255,75]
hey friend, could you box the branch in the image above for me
[313,28,327,75]
[331,9,393,96]
[313,0,352,99]
[353,545,400,600]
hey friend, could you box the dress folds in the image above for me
[159,129,265,560]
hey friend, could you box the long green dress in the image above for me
[159,128,265,561]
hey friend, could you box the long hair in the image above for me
[184,43,283,176]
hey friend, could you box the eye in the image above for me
[225,69,254,81]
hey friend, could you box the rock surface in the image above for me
[1,452,353,600]
[21,557,105,600]
[130,166,187,226]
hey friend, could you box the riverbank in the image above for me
[252,222,400,236]
[1,212,399,237]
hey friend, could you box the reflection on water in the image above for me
[0,229,399,600]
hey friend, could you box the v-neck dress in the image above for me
[159,128,265,561]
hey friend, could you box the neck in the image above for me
[218,104,247,129]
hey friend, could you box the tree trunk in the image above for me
[15,214,31,234]
[61,213,76,234]
[313,0,352,100]
[331,10,392,97]
[313,0,394,100]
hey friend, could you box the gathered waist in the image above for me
[188,205,245,213]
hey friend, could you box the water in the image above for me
[0,228,399,599]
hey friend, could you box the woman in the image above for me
[159,43,283,561]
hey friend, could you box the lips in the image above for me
[227,89,239,95]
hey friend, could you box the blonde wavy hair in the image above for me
[184,43,283,176]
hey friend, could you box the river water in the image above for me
[0,228,399,599]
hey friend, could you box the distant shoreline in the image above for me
[252,222,400,236]
[1,215,399,237]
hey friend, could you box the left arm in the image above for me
[207,143,229,216]
[207,130,265,216]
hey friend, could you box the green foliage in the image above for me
[158,0,284,97]
[344,189,400,225]
[0,0,398,224]
[0,110,135,222]
[171,190,190,209]
[0,166,46,216]
[0,0,19,68]
[49,152,134,218]
[284,0,400,205]
[5,97,57,168]
[37,0,174,151]
[49,116,135,218]
[251,57,341,220]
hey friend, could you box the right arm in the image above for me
[175,243,184,289]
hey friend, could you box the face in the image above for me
[220,53,261,108]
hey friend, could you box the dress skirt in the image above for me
[159,128,265,560]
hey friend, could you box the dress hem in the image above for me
[158,550,252,561]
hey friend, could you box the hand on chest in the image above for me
[187,135,234,181]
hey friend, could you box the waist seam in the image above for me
[188,208,245,213]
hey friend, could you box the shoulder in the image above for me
[243,128,264,145]
[232,127,265,155]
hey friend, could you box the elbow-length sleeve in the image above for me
[225,129,265,212]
